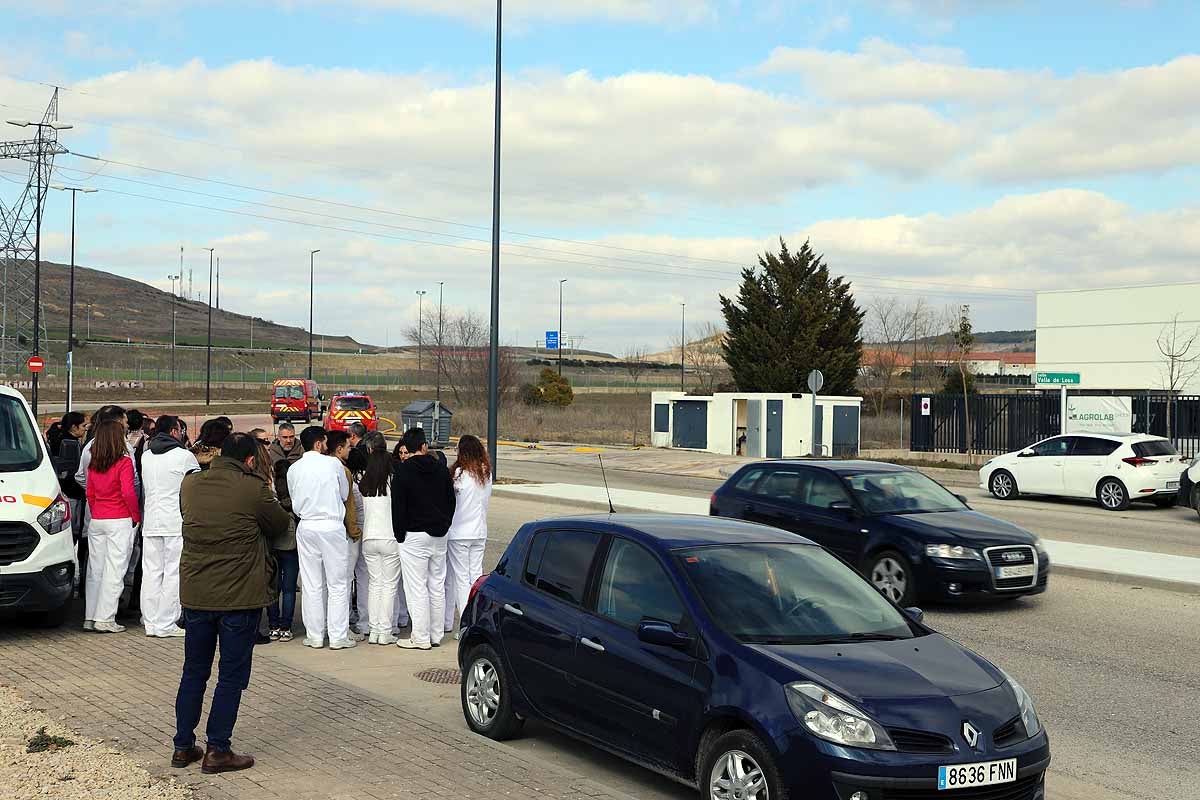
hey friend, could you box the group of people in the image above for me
[46,406,493,772]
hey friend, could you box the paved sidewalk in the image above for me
[0,623,629,800]
[495,482,1200,590]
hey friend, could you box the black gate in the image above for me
[911,392,1200,457]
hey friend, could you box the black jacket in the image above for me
[390,454,456,541]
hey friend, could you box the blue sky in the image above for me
[2,0,1198,350]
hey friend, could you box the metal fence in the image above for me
[911,392,1200,458]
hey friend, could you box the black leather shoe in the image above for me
[254,632,272,645]
[171,745,204,768]
[201,748,255,774]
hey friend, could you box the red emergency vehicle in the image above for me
[271,378,323,423]
[325,391,379,432]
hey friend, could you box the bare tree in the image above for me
[860,297,918,416]
[952,305,975,458]
[1157,313,1200,439]
[622,345,650,388]
[405,309,520,407]
[685,322,726,395]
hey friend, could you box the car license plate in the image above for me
[1167,481,1179,490]
[938,758,1017,791]
[996,564,1036,579]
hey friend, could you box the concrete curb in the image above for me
[1048,564,1200,595]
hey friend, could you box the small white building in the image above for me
[650,391,863,458]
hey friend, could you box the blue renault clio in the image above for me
[458,514,1050,800]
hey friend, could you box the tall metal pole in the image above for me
[436,281,444,403]
[66,190,76,413]
[416,290,426,380]
[558,279,566,377]
[168,274,177,385]
[32,132,42,416]
[216,256,220,310]
[680,303,686,392]
[205,247,214,405]
[309,249,319,380]
[486,0,503,478]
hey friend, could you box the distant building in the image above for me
[861,349,1036,379]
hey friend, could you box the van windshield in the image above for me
[0,394,43,472]
[274,386,304,400]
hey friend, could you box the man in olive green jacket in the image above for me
[172,433,290,776]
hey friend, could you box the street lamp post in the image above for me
[416,290,427,382]
[558,279,567,377]
[167,274,179,386]
[435,281,444,443]
[50,184,96,413]
[680,303,686,392]
[204,247,214,405]
[7,118,72,416]
[308,250,320,380]
[486,0,503,478]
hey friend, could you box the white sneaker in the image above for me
[329,638,357,650]
[368,631,380,645]
[302,638,325,649]
[396,638,431,651]
[453,630,461,641]
[93,621,126,633]
[82,620,94,631]
[158,627,186,638]
[377,634,398,646]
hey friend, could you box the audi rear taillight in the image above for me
[1122,456,1157,467]
[468,573,490,606]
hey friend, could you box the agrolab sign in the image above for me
[1065,396,1133,435]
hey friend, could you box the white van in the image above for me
[0,386,74,626]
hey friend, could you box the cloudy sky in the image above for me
[2,0,1198,351]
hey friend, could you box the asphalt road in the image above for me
[464,495,1200,800]
[496,453,1200,559]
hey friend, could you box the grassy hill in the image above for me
[36,261,369,352]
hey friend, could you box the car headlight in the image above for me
[1000,670,1041,738]
[925,543,982,560]
[786,682,895,750]
[36,496,71,535]
[1032,538,1048,558]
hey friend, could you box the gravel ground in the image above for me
[0,684,192,800]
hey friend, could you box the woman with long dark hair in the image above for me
[358,432,402,644]
[84,419,141,633]
[443,434,492,639]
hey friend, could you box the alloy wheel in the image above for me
[709,749,768,800]
[465,658,500,728]
[871,557,907,604]
[992,472,1013,498]
[1100,481,1124,509]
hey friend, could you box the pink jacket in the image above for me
[87,455,141,524]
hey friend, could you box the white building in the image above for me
[1037,282,1200,392]
[650,391,863,458]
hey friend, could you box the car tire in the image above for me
[1152,494,1178,508]
[461,644,524,741]
[868,550,916,607]
[699,729,788,800]
[1096,478,1131,511]
[989,469,1018,500]
[1191,485,1200,518]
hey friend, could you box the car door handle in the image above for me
[503,603,524,617]
[743,504,755,514]
[580,636,605,652]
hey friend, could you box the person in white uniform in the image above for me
[287,426,355,650]
[139,415,200,637]
[356,433,401,644]
[390,427,455,650]
[443,434,492,639]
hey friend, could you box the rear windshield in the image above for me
[1133,440,1177,457]
[335,397,371,410]
[0,394,43,472]
[274,386,304,399]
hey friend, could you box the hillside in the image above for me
[34,261,370,351]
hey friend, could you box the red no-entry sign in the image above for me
[26,356,44,373]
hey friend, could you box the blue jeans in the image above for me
[173,608,258,753]
[267,549,299,631]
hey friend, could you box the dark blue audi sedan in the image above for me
[458,514,1050,800]
[711,461,1050,606]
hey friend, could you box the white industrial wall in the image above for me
[1037,282,1200,391]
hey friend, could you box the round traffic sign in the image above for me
[26,356,44,373]
[806,369,824,393]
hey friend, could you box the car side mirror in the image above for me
[1018,449,1035,458]
[638,620,692,649]
[954,494,970,506]
[904,606,925,624]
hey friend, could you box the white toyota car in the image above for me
[979,433,1187,511]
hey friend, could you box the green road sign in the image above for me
[1035,371,1081,386]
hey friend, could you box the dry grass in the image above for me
[861,411,910,450]
[452,393,652,446]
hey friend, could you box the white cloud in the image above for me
[63,30,133,61]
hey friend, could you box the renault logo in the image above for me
[962,721,981,749]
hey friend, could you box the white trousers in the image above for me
[444,538,487,632]
[398,532,447,647]
[297,522,351,644]
[362,539,402,636]
[140,536,183,634]
[84,517,135,624]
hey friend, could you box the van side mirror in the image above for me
[638,620,692,649]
